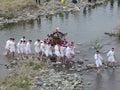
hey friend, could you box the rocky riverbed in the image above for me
[0,0,106,29]
[1,36,120,90]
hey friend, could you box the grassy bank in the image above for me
[0,0,38,12]
[0,60,48,90]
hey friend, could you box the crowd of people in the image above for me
[4,27,75,64]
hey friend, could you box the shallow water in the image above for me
[0,0,120,88]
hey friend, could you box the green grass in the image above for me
[12,76,30,88]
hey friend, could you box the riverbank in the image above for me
[0,55,98,90]
[0,0,106,29]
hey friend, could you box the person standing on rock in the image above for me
[94,51,103,73]
[35,0,40,5]
[107,48,116,68]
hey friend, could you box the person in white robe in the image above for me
[94,51,103,73]
[107,48,116,68]
[34,39,40,59]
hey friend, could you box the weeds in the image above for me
[0,60,48,89]
[92,39,103,51]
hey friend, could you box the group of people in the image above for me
[5,27,75,64]
[5,27,116,72]
[94,48,116,73]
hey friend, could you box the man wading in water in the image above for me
[107,48,116,68]
[94,51,103,73]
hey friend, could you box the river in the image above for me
[0,0,120,89]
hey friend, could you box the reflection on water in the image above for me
[110,0,114,10]
[64,12,69,20]
[83,7,87,16]
[117,0,120,8]
[95,74,103,90]
[107,69,115,80]
[36,15,41,28]
[94,69,116,90]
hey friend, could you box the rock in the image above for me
[0,17,4,21]
[87,82,92,85]
[76,68,81,72]
[104,32,116,36]
[48,11,54,15]
[10,60,17,66]
[76,43,83,45]
[77,61,84,65]
[73,6,80,11]
[69,68,74,70]
[86,63,96,69]
[57,86,62,90]
[84,58,89,61]
[62,64,66,68]
[78,65,82,67]
[75,51,80,54]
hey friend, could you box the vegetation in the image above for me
[0,60,48,89]
[0,0,38,12]
[92,39,103,51]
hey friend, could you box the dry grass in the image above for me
[0,0,38,12]
[0,60,48,90]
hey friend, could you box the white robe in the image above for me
[65,46,71,58]
[70,46,75,55]
[45,44,52,57]
[17,42,20,54]
[94,53,103,67]
[54,45,60,56]
[34,41,40,53]
[107,50,115,62]
[60,46,65,57]
[40,43,45,53]
[26,42,31,54]
[5,40,11,50]
[9,41,15,53]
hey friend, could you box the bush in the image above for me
[92,39,103,51]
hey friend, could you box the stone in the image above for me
[87,82,92,85]
[77,61,84,65]
[86,63,96,69]
[62,64,66,68]
[75,51,80,54]
[76,68,81,72]
[73,6,80,11]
